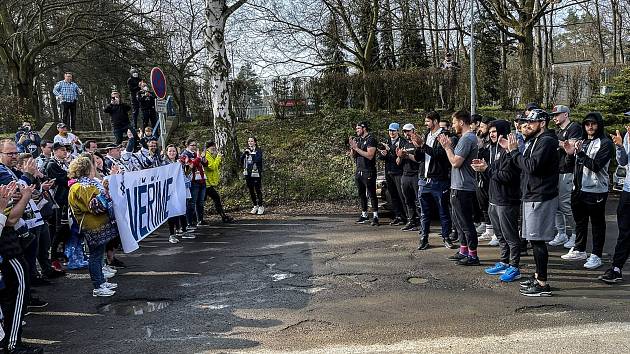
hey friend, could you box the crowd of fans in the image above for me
[350,104,630,297]
[0,116,244,353]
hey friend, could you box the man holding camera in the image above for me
[15,122,42,155]
[104,91,133,145]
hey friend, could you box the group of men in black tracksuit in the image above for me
[350,106,630,297]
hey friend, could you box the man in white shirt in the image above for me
[53,123,81,155]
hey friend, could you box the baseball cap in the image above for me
[52,142,66,151]
[402,123,415,131]
[550,105,570,115]
[525,102,540,111]
[56,123,67,129]
[388,122,400,131]
[522,109,549,122]
[105,143,121,150]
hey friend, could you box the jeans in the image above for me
[572,191,608,257]
[88,243,106,289]
[355,171,378,212]
[555,173,575,235]
[419,178,451,239]
[187,183,206,225]
[385,173,404,219]
[613,192,630,269]
[451,189,478,250]
[489,203,521,267]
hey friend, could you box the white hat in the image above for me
[402,123,415,131]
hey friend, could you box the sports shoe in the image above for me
[475,223,486,234]
[563,234,576,249]
[187,225,197,231]
[448,252,468,261]
[7,344,44,354]
[520,282,552,297]
[181,231,196,239]
[102,268,116,279]
[584,254,602,269]
[176,228,183,235]
[197,220,209,226]
[500,266,522,282]
[561,247,587,260]
[257,206,265,215]
[484,262,509,275]
[51,259,64,272]
[478,229,494,241]
[599,268,623,284]
[371,217,379,226]
[443,239,455,249]
[400,222,417,231]
[28,297,48,309]
[250,206,259,214]
[548,232,569,246]
[109,258,127,268]
[488,235,499,246]
[169,235,180,244]
[93,287,115,297]
[356,215,369,224]
[417,238,429,250]
[520,275,537,288]
[389,217,404,226]
[103,264,118,274]
[101,281,118,289]
[457,256,480,266]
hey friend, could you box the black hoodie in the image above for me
[378,136,403,175]
[564,112,613,195]
[486,120,521,206]
[414,128,454,181]
[509,128,559,202]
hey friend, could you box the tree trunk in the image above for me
[205,0,239,178]
[594,0,605,63]
[518,28,537,104]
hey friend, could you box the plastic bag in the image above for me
[65,227,88,270]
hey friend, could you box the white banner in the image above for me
[109,162,187,253]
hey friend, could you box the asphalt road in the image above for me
[24,195,630,353]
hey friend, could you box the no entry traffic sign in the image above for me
[150,67,167,99]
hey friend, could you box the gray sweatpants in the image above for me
[555,173,575,236]
[489,203,521,267]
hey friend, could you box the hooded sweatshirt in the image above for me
[564,112,613,195]
[486,120,521,206]
[414,128,453,181]
[509,128,559,202]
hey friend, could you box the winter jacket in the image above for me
[486,120,521,206]
[564,112,613,194]
[181,149,206,185]
[616,131,630,192]
[104,103,132,130]
[378,137,403,175]
[414,129,453,181]
[509,129,559,202]
[137,90,157,111]
[127,76,142,97]
[44,157,70,207]
[203,151,222,187]
[240,147,263,178]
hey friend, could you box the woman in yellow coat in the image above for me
[203,141,232,222]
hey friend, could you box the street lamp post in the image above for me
[470,0,477,115]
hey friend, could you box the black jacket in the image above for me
[44,158,70,207]
[378,137,402,175]
[556,120,582,174]
[399,139,419,177]
[414,129,453,181]
[510,129,559,202]
[104,103,132,129]
[486,120,520,206]
[137,90,157,111]
[127,76,142,96]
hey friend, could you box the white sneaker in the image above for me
[103,264,117,274]
[488,235,499,246]
[584,254,602,269]
[169,235,180,244]
[476,223,486,234]
[548,233,569,246]
[478,230,494,241]
[187,225,197,231]
[561,247,588,260]
[102,269,116,279]
[250,206,259,214]
[93,287,115,297]
[563,234,576,249]
[101,281,118,289]
[257,206,265,215]
[181,231,196,239]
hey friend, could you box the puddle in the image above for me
[98,300,171,316]
[281,286,327,294]
[261,241,308,249]
[515,304,572,314]
[271,273,295,281]
[407,277,429,285]
[196,304,230,310]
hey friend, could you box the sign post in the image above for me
[150,67,168,148]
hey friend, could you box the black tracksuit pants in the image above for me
[355,171,378,212]
[0,256,29,351]
[571,191,608,257]
[205,185,226,216]
[385,173,405,220]
[400,175,419,223]
[612,191,630,269]
[451,189,478,250]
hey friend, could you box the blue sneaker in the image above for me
[484,262,509,275]
[500,266,522,282]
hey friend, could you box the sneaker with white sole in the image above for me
[101,282,118,289]
[488,235,499,246]
[102,268,116,279]
[103,265,117,274]
[584,254,602,269]
[93,287,115,297]
[181,231,196,239]
[563,234,576,249]
[476,223,486,234]
[257,206,265,215]
[561,247,588,260]
[250,206,259,214]
[478,230,494,241]
[169,235,180,244]
[548,233,569,246]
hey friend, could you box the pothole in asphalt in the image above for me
[514,304,572,314]
[98,299,171,316]
[407,277,429,285]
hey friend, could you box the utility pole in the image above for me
[470,0,477,115]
